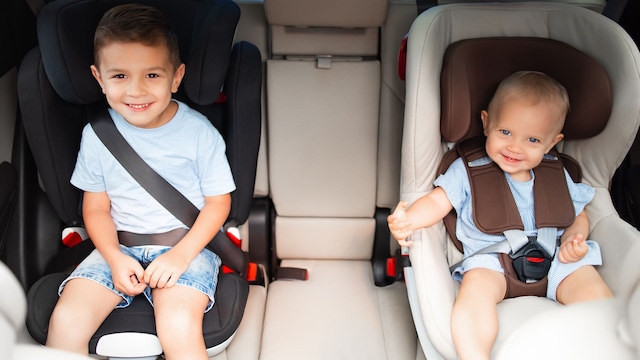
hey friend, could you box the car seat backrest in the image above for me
[440,37,613,143]
[435,0,608,14]
[404,3,640,199]
[265,0,387,260]
[21,0,253,227]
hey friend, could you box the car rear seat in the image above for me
[258,0,419,359]
[0,261,92,360]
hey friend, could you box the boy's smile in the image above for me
[90,41,185,129]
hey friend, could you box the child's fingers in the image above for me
[398,239,413,247]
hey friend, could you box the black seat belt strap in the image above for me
[87,103,247,275]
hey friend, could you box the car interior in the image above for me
[1,0,640,359]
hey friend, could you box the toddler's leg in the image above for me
[153,286,210,360]
[46,278,123,354]
[451,268,507,360]
[556,265,612,304]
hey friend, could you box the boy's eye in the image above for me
[112,74,126,79]
[528,138,540,143]
[147,73,159,78]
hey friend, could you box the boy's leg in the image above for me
[451,268,507,360]
[152,285,210,360]
[556,265,612,304]
[46,278,123,354]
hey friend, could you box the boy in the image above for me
[388,71,612,360]
[45,5,235,360]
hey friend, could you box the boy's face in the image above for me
[91,41,185,129]
[481,96,564,182]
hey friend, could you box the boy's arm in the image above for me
[82,191,146,295]
[558,209,589,263]
[388,187,453,246]
[143,193,231,288]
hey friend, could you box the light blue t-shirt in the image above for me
[71,101,236,234]
[434,157,596,280]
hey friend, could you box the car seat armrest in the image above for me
[588,212,640,300]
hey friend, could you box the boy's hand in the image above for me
[558,233,588,263]
[388,201,414,246]
[143,248,191,289]
[110,253,147,296]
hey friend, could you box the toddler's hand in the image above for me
[111,253,146,296]
[144,248,190,289]
[388,201,414,246]
[558,233,588,263]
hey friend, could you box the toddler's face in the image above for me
[481,97,564,182]
[90,41,185,129]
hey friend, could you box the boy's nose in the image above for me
[127,78,146,96]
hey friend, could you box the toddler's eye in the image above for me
[500,129,510,136]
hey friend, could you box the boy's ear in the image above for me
[171,63,186,93]
[90,65,105,94]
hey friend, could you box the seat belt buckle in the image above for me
[220,226,261,282]
[386,248,411,281]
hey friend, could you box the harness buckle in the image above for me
[509,240,552,283]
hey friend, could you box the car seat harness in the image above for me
[442,136,578,298]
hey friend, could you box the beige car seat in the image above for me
[401,3,640,359]
[0,261,94,360]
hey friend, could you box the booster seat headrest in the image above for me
[440,37,612,143]
[37,0,239,106]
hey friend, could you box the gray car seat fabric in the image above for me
[401,3,640,359]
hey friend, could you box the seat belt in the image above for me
[449,227,557,273]
[87,103,247,275]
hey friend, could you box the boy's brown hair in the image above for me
[488,71,570,131]
[93,4,181,68]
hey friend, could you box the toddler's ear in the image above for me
[547,133,565,153]
[480,110,490,135]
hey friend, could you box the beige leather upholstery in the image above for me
[260,0,418,359]
[0,261,93,360]
[437,0,607,13]
[402,3,640,359]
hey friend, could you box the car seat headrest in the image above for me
[264,0,387,28]
[440,37,612,143]
[37,0,239,106]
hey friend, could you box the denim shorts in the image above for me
[59,245,221,312]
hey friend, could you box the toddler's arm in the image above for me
[83,191,146,296]
[388,187,453,246]
[143,193,231,288]
[558,210,589,263]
